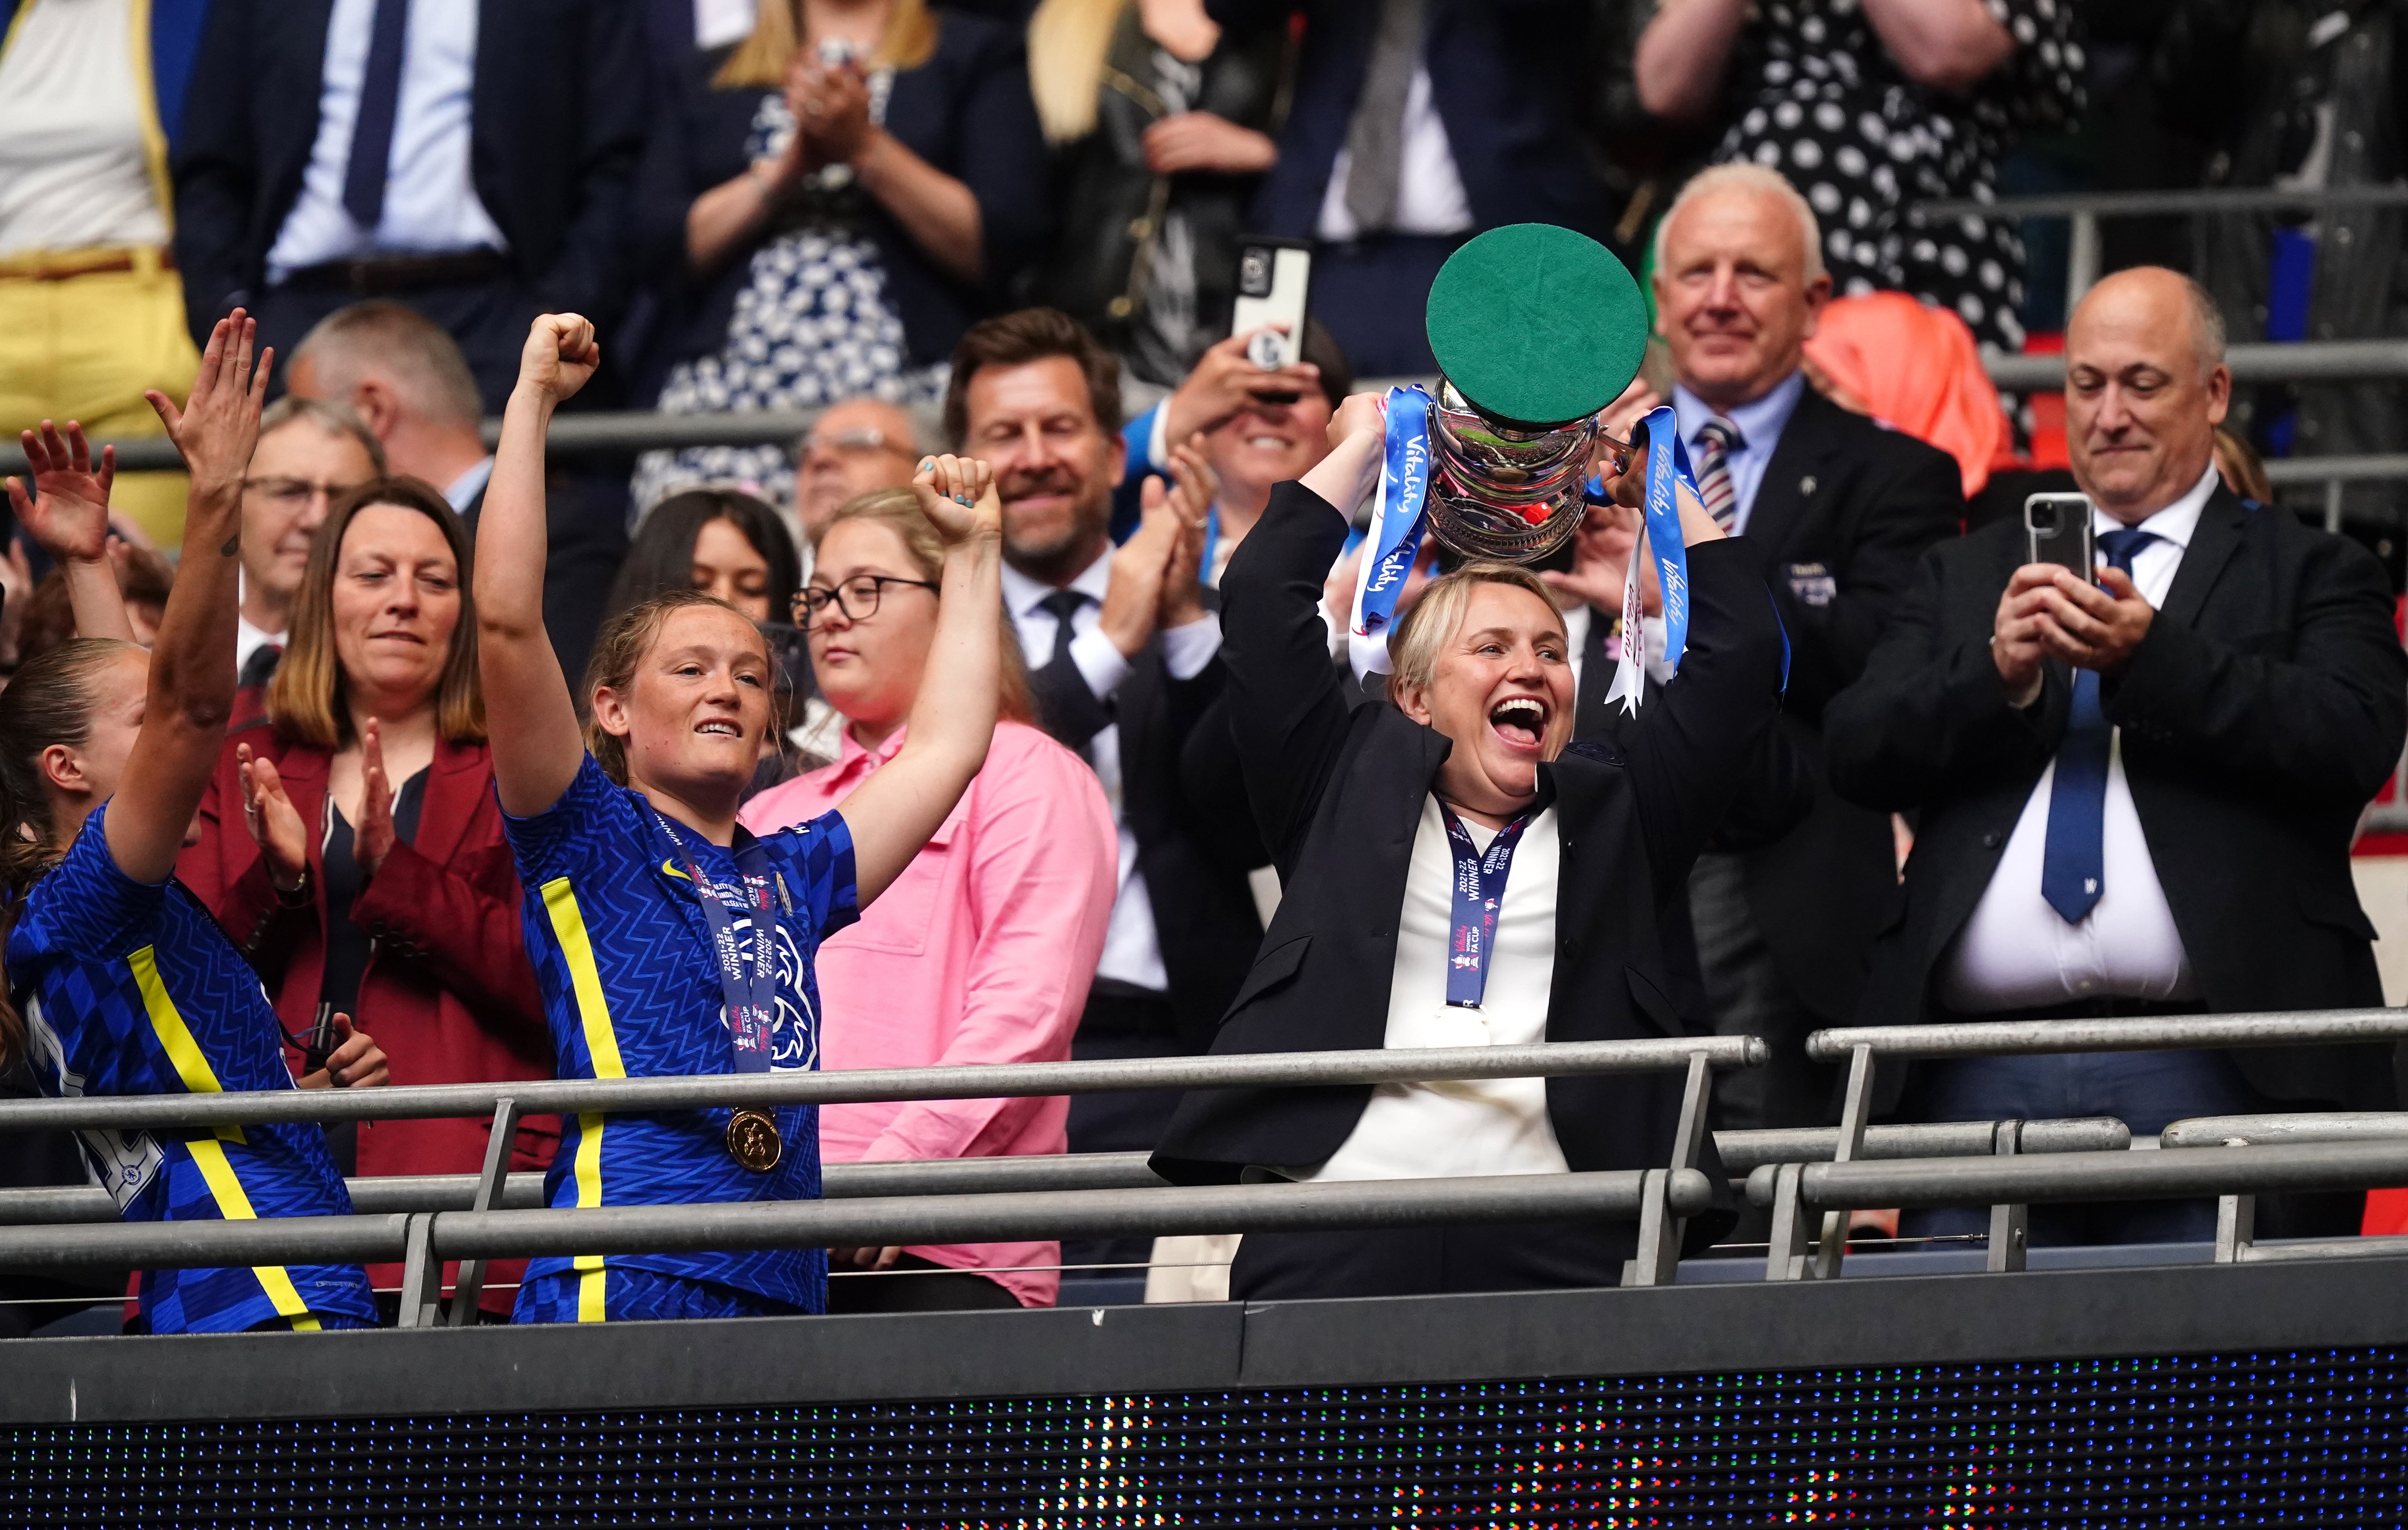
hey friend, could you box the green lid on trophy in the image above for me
[1418,223,1650,561]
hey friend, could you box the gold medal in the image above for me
[725,1108,783,1172]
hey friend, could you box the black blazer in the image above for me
[171,0,647,337]
[1150,481,1786,1203]
[461,470,628,698]
[635,16,1051,376]
[1206,0,1616,240]
[1027,602,1267,1048]
[1826,486,2408,1107]
[1719,385,1966,1026]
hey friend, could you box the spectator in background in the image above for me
[286,303,629,691]
[235,398,386,691]
[12,542,172,673]
[0,0,206,544]
[1803,292,2010,502]
[1636,0,2082,354]
[1117,318,1347,573]
[2212,424,2271,505]
[1211,0,1622,376]
[632,0,1050,512]
[948,308,1264,1274]
[1643,164,1963,1142]
[181,477,550,1319]
[1827,268,2407,1246]
[744,488,1117,1311]
[601,488,803,630]
[172,0,647,410]
[1026,0,1290,387]
[795,397,925,559]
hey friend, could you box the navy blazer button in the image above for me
[1981,830,2004,849]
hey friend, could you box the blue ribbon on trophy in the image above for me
[1347,385,1436,681]
[1600,405,1701,715]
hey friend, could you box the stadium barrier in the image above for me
[0,1035,1759,1325]
[1779,1007,2408,1281]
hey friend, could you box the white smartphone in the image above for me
[1230,238,1313,369]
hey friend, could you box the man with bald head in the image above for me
[1829,267,2408,1248]
[1634,164,1962,1140]
[794,398,923,556]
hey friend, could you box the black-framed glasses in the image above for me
[795,574,940,630]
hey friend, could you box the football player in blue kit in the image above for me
[477,313,1006,1322]
[0,313,383,1334]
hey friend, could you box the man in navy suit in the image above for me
[1828,267,2407,1246]
[1207,0,1617,376]
[173,0,646,412]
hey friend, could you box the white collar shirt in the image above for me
[1670,370,1807,536]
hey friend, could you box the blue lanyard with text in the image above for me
[1440,802,1531,1010]
[651,812,786,1074]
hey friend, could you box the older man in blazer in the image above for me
[1826,266,2407,1246]
[1640,164,1966,1138]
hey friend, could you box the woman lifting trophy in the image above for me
[1150,224,1791,1302]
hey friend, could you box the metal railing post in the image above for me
[2216,1135,2257,1263]
[445,1098,519,1326]
[394,1212,441,1329]
[1624,1052,1711,1288]
[2066,210,2101,310]
[1764,1162,1814,1281]
[1985,1120,2028,1273]
[2324,478,2346,534]
[1810,1044,1875,1279]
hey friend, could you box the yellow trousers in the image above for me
[0,249,200,546]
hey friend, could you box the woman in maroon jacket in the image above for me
[179,477,552,1319]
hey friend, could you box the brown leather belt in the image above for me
[280,250,510,297]
[0,246,176,281]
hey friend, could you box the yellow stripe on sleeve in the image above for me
[129,945,243,1144]
[541,879,625,1322]
[131,945,321,1326]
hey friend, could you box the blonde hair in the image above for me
[1027,0,1126,143]
[1385,562,1565,704]
[266,479,487,749]
[814,488,1036,727]
[1652,162,1827,285]
[714,0,937,88]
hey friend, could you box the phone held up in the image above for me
[1231,238,1313,371]
[2024,492,2097,583]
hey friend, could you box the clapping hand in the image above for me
[237,744,311,894]
[794,55,872,163]
[8,421,116,564]
[298,1014,388,1090]
[355,717,397,875]
[910,453,1002,548]
[146,309,270,497]
[517,312,601,406]
[1154,434,1218,628]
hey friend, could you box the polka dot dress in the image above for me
[1713,0,2082,353]
[633,83,948,517]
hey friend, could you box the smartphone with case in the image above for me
[1230,238,1313,369]
[2024,492,2096,583]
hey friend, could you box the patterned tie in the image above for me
[343,0,413,230]
[238,642,283,692]
[1690,417,1744,530]
[2038,526,2159,924]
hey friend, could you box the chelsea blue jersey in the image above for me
[503,754,856,1317]
[10,806,376,1334]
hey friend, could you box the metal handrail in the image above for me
[1714,1116,2126,1174]
[0,1168,1709,1276]
[0,1036,1761,1136]
[1745,1138,2408,1213]
[1914,186,2408,220]
[1805,1008,2408,1064]
[2161,1112,2408,1149]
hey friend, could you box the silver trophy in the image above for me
[1422,379,1604,564]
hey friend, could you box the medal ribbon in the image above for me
[1603,405,1701,716]
[1439,802,1532,1011]
[1347,384,1434,681]
[651,813,784,1075]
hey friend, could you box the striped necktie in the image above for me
[1691,417,1744,530]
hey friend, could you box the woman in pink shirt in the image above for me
[742,488,1118,1311]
